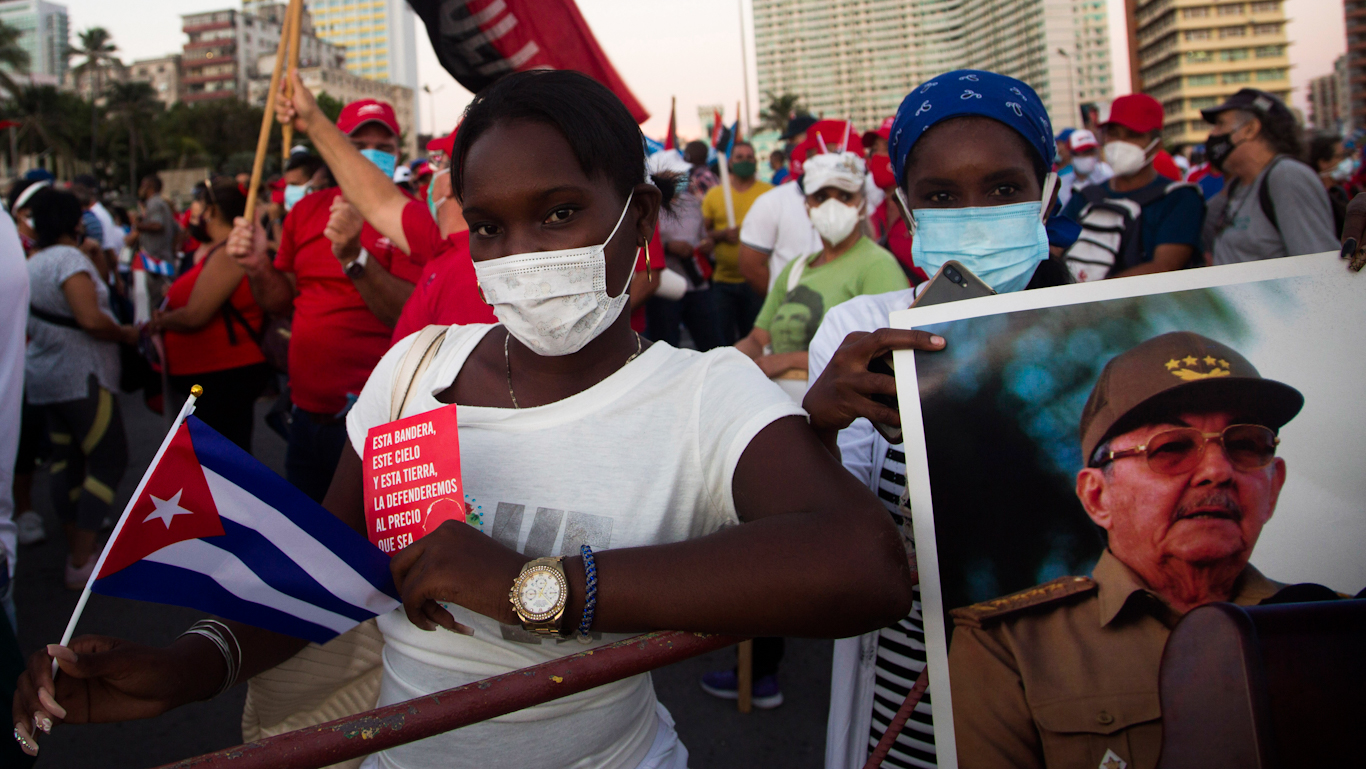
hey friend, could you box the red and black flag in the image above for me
[407,0,649,124]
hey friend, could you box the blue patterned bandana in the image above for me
[889,70,1056,189]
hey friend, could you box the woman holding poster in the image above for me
[13,71,919,768]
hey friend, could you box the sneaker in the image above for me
[15,511,46,546]
[699,670,784,709]
[65,555,96,591]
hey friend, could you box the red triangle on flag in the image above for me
[97,422,225,579]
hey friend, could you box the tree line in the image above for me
[0,22,346,199]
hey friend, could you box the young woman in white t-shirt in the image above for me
[13,71,917,767]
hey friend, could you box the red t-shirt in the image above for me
[164,245,267,376]
[275,187,422,415]
[178,209,201,256]
[391,201,496,344]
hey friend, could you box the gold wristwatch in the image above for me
[509,557,569,637]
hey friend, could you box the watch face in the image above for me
[518,569,562,616]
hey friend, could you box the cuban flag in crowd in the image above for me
[90,416,400,644]
[137,251,177,277]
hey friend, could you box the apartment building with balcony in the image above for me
[181,5,344,103]
[1347,0,1366,130]
[1131,0,1290,147]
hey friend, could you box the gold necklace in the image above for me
[505,331,643,409]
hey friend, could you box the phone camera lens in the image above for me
[945,266,963,284]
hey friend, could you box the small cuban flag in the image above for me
[89,416,400,644]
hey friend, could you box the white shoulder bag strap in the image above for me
[390,325,449,422]
[786,252,813,296]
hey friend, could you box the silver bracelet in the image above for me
[180,619,241,699]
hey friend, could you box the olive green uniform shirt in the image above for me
[947,550,1281,769]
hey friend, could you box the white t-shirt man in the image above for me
[809,287,938,769]
[739,182,823,293]
[347,324,804,769]
[90,200,124,254]
[0,211,28,590]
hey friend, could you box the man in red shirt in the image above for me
[229,98,423,501]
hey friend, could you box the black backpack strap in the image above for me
[222,301,264,348]
[29,305,82,329]
[1257,155,1289,234]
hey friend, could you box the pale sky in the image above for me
[60,0,1346,141]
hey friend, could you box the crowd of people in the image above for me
[0,62,1355,769]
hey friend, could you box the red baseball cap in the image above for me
[1103,94,1164,134]
[337,99,400,137]
[862,116,894,148]
[426,133,454,155]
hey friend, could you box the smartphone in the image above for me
[866,261,996,443]
[909,260,997,308]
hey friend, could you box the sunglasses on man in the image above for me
[1095,424,1279,476]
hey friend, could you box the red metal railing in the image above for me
[155,631,740,769]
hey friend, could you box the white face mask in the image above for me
[473,192,638,357]
[1105,138,1159,178]
[1072,155,1098,177]
[808,196,861,245]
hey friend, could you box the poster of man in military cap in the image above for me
[887,252,1365,769]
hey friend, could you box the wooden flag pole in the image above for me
[244,0,301,224]
[281,0,304,163]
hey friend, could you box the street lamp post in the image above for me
[422,84,445,139]
[1057,47,1078,126]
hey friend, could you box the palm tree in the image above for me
[69,27,118,171]
[105,81,159,192]
[759,92,808,134]
[0,18,33,171]
[0,18,31,98]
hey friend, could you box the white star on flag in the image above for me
[144,489,195,529]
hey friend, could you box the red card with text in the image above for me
[363,404,464,555]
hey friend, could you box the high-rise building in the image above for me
[1347,0,1366,130]
[1129,0,1291,147]
[751,0,1112,133]
[0,0,68,85]
[244,0,418,93]
[1307,56,1349,135]
[181,6,344,103]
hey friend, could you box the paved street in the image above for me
[15,392,832,768]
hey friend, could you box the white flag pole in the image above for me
[52,386,202,675]
[718,154,736,229]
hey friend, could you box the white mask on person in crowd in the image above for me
[473,192,638,357]
[808,197,861,245]
[1105,138,1158,178]
[1331,157,1356,182]
[1072,155,1098,177]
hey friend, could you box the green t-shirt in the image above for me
[755,236,909,354]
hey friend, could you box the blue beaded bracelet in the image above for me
[577,544,598,643]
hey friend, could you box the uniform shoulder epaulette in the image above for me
[950,575,1097,628]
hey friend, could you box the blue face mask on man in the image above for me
[283,184,308,212]
[360,148,397,180]
[907,176,1055,295]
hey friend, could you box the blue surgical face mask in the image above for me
[284,184,308,212]
[427,168,449,220]
[360,148,397,180]
[909,199,1049,294]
